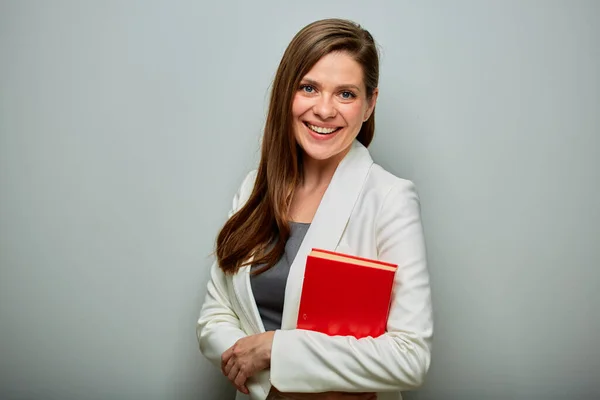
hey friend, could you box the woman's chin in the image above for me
[300,144,349,164]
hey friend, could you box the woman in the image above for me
[197,18,433,400]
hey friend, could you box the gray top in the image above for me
[250,222,310,331]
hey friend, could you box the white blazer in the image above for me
[197,140,433,400]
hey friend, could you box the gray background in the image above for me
[1,1,598,399]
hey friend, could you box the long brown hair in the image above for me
[216,18,380,275]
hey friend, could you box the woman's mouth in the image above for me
[304,122,341,135]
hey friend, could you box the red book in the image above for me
[296,248,398,338]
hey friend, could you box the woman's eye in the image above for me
[340,91,355,99]
[301,85,315,93]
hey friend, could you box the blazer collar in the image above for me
[280,140,374,329]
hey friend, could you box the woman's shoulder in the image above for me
[365,165,423,239]
[365,163,419,201]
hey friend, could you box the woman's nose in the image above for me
[313,95,337,119]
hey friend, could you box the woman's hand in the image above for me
[221,331,275,394]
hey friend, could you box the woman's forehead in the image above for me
[300,52,364,89]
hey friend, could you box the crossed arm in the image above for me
[197,179,433,396]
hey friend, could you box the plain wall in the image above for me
[1,1,598,399]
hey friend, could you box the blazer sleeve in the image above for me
[196,170,257,369]
[269,180,433,393]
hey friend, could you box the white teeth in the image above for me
[307,123,338,134]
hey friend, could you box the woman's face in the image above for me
[292,51,378,164]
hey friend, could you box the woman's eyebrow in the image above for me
[300,78,362,92]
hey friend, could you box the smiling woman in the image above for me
[293,51,378,164]
[197,18,433,400]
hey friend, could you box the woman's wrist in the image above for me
[263,330,276,363]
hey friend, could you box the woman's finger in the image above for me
[227,361,240,381]
[239,384,249,395]
[221,347,233,366]
[234,369,249,394]
[225,357,238,380]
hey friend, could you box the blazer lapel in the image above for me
[232,265,264,334]
[280,140,374,330]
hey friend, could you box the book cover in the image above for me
[296,248,397,338]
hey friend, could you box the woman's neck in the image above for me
[300,150,348,190]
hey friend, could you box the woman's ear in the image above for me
[364,88,379,121]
